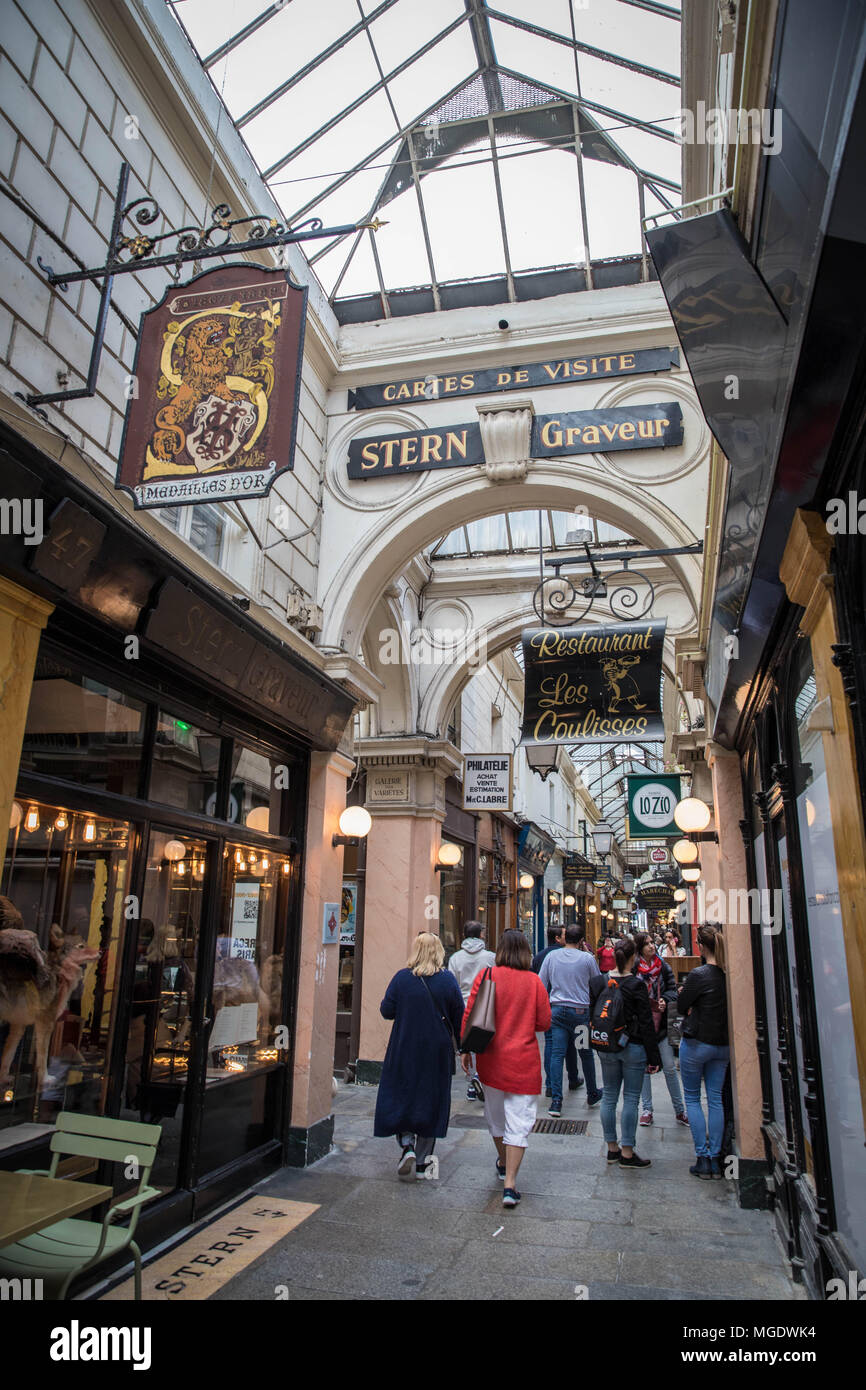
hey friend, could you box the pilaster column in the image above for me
[0,576,53,836]
[289,748,355,1162]
[356,737,462,1074]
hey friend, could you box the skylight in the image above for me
[170,0,681,321]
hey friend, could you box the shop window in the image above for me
[438,840,465,955]
[2,803,132,1145]
[792,644,866,1267]
[149,711,222,817]
[121,829,207,1189]
[20,657,145,797]
[231,741,287,836]
[208,844,292,1081]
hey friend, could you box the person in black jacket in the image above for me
[632,934,689,1128]
[589,936,661,1169]
[677,923,730,1180]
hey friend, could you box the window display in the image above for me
[1,803,131,1140]
[208,845,291,1080]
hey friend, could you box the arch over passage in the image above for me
[319,461,703,655]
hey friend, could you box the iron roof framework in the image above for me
[171,0,681,321]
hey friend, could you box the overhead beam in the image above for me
[236,0,403,126]
[485,8,680,86]
[263,12,469,180]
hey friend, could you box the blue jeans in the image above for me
[599,1042,647,1149]
[640,1034,684,1114]
[679,1038,730,1157]
[544,1027,577,1091]
[550,1005,601,1108]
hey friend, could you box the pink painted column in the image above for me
[358,810,441,1065]
[290,749,354,1159]
[707,742,764,1161]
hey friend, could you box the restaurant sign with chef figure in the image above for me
[116,263,307,509]
[520,619,667,744]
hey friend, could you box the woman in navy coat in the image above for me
[374,932,465,1180]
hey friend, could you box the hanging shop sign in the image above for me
[517,823,556,874]
[565,859,597,881]
[347,346,679,409]
[520,619,667,745]
[462,754,513,811]
[116,263,307,510]
[649,846,670,863]
[627,774,683,838]
[347,404,682,479]
[635,880,677,911]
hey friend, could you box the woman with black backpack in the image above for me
[589,936,661,1169]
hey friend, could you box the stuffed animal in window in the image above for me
[0,898,99,1093]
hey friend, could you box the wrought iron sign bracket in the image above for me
[534,541,703,624]
[25,161,387,409]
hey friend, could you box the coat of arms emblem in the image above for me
[116,264,307,509]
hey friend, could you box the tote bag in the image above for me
[459,966,496,1053]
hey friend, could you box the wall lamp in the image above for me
[436,841,463,872]
[333,806,372,847]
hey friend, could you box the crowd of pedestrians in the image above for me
[374,916,730,1207]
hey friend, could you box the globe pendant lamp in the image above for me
[681,863,702,883]
[672,838,699,864]
[674,797,711,833]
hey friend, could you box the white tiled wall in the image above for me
[0,0,335,610]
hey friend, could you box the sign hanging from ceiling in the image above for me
[116,263,307,510]
[347,403,683,479]
[463,754,513,811]
[627,774,682,839]
[520,620,667,745]
[347,346,679,409]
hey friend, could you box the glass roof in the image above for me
[431,508,639,558]
[170,0,682,320]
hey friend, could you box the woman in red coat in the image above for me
[461,929,552,1209]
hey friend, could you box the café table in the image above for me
[0,1169,113,1247]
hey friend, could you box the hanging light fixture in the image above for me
[25,805,40,833]
[9,801,23,831]
[54,811,68,831]
[164,839,187,862]
[674,797,712,833]
[261,856,270,871]
[672,838,699,864]
[587,903,597,914]
[681,863,702,883]
[564,894,575,906]
[622,872,635,893]
[83,819,96,843]
[196,860,206,877]
[519,871,534,890]
[177,861,186,876]
[282,861,290,875]
[591,819,614,860]
[674,888,688,902]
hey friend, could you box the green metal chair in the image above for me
[1,1111,162,1300]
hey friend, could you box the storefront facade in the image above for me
[0,424,354,1244]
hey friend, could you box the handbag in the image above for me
[459,966,496,1054]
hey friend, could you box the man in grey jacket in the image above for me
[448,922,495,1100]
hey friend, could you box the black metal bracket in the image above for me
[533,540,703,625]
[26,161,386,409]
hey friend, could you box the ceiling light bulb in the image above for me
[54,812,68,831]
[9,802,23,830]
[83,819,96,842]
[25,805,40,833]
